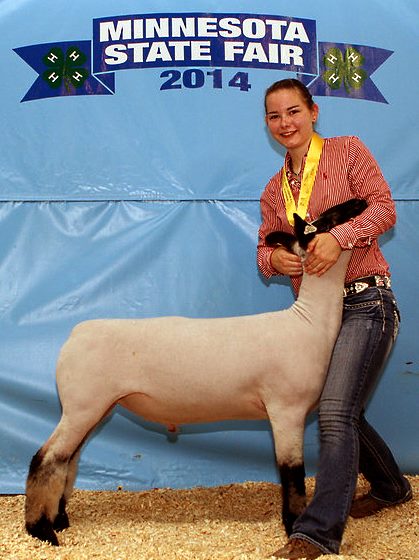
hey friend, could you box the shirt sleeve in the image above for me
[329,136,396,249]
[257,174,285,278]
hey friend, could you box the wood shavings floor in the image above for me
[1,476,417,560]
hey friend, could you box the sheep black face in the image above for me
[265,198,367,253]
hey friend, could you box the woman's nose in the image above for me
[280,113,292,127]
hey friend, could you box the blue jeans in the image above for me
[291,287,411,554]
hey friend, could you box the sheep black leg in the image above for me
[53,496,70,532]
[26,514,59,546]
[279,463,307,536]
[25,448,69,546]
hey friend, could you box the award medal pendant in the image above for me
[304,223,317,235]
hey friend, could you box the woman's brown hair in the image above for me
[264,78,315,113]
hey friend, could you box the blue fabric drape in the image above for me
[1,0,417,493]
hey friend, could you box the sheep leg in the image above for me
[65,447,81,500]
[25,410,99,545]
[52,447,81,532]
[268,408,307,535]
[53,495,70,532]
[279,462,307,535]
[25,446,70,545]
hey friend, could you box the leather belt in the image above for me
[343,275,391,297]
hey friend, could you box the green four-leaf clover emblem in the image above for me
[42,46,89,91]
[323,47,368,93]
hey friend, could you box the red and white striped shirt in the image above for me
[257,135,396,294]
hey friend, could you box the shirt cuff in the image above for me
[258,246,279,278]
[329,222,359,250]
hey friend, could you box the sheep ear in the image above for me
[294,214,316,250]
[265,231,297,253]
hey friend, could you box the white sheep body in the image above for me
[56,252,348,441]
[25,219,356,546]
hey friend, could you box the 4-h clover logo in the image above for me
[42,46,89,92]
[323,46,368,93]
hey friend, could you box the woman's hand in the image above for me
[270,246,304,277]
[304,233,342,276]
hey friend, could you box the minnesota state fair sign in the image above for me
[14,12,393,103]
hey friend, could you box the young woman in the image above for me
[258,79,412,559]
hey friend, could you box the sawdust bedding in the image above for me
[1,475,417,560]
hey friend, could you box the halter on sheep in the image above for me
[25,199,367,546]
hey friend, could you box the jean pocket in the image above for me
[392,300,401,341]
[343,298,381,312]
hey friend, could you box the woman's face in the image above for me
[265,87,319,153]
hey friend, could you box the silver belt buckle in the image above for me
[353,281,369,294]
[343,281,369,297]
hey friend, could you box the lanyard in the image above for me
[282,132,324,227]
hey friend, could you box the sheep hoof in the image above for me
[26,516,59,546]
[283,511,298,537]
[53,510,70,532]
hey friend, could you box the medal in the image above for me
[282,133,324,227]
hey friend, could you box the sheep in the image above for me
[24,199,367,546]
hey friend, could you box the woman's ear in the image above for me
[312,103,319,123]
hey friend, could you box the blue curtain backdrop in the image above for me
[1,0,418,493]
